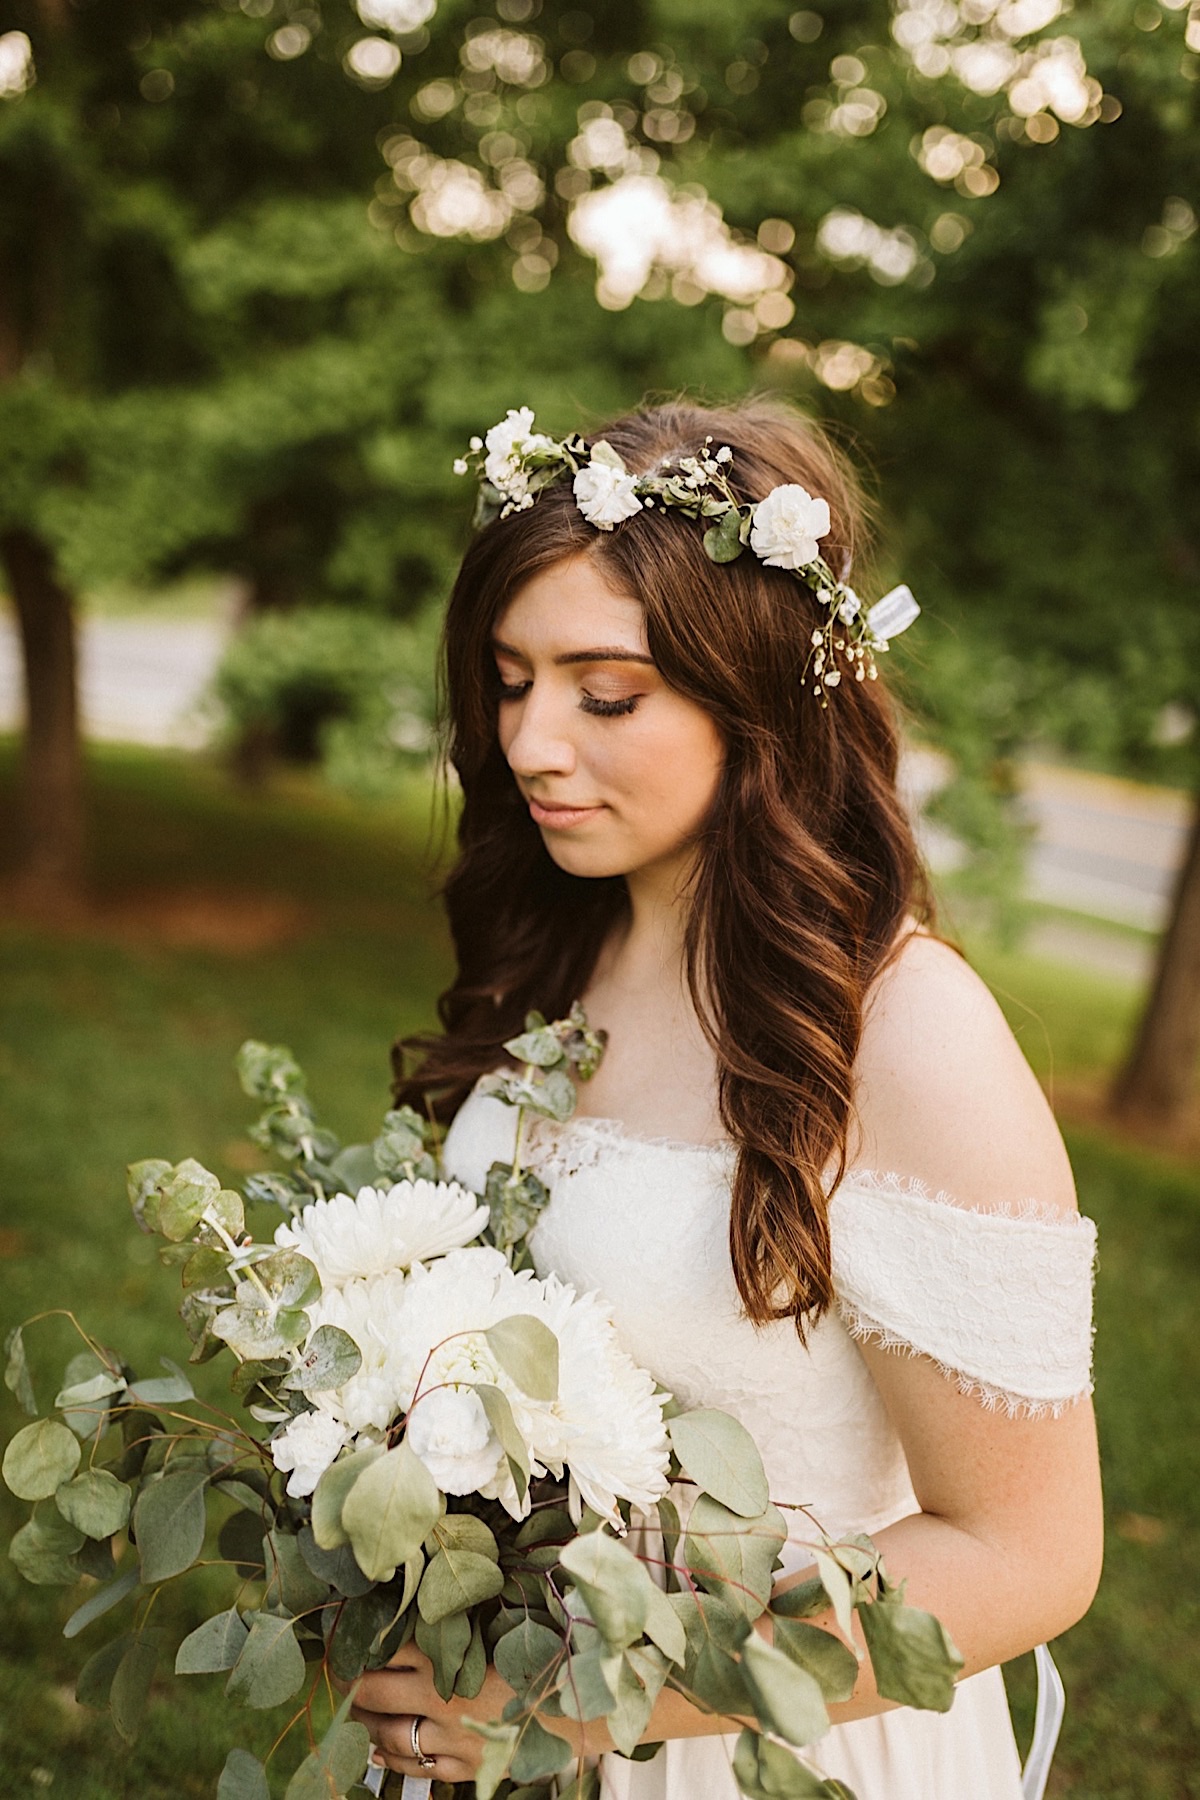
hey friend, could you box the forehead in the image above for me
[494,554,648,655]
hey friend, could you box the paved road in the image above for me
[1,614,1189,972]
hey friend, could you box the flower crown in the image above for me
[455,407,919,699]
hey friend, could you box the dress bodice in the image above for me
[441,1087,1097,1548]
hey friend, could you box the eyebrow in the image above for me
[491,638,655,667]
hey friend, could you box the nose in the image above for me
[501,687,577,781]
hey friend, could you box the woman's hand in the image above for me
[350,1642,516,1785]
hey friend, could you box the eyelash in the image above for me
[496,680,641,719]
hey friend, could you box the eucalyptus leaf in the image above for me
[126,1362,195,1406]
[327,1588,395,1684]
[456,1615,488,1699]
[127,1158,172,1232]
[311,1445,381,1551]
[176,1607,250,1675]
[216,1748,271,1800]
[739,1632,830,1748]
[110,1631,160,1744]
[857,1597,963,1712]
[10,1507,85,1585]
[467,1718,519,1800]
[606,1644,668,1757]
[555,1645,618,1722]
[3,1418,81,1500]
[226,1610,307,1709]
[526,1067,576,1122]
[285,1719,371,1799]
[236,1040,306,1101]
[509,1714,574,1785]
[772,1618,859,1703]
[473,1383,530,1499]
[483,1314,559,1402]
[504,1026,564,1068]
[771,1577,828,1621]
[54,1371,126,1411]
[668,1591,751,1717]
[263,1529,332,1616]
[156,1158,223,1241]
[812,1548,856,1649]
[3,1326,35,1417]
[55,1469,132,1539]
[341,1440,442,1584]
[703,508,745,564]
[643,1581,687,1666]
[72,1533,116,1582]
[429,1512,499,1562]
[667,1409,770,1518]
[417,1546,506,1623]
[731,1729,836,1800]
[415,1607,472,1701]
[683,1495,787,1621]
[133,1464,209,1584]
[283,1325,362,1393]
[560,1531,652,1649]
[297,1524,373,1598]
[493,1619,563,1700]
[64,1565,140,1639]
[483,1164,551,1255]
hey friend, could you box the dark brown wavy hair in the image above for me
[393,396,928,1333]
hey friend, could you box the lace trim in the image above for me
[837,1167,1091,1230]
[839,1303,1094,1421]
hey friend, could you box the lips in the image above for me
[526,795,604,828]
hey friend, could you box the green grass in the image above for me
[1,745,1197,1798]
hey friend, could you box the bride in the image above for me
[350,397,1103,1796]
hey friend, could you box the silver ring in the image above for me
[410,1714,436,1771]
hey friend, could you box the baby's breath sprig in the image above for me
[456,406,920,698]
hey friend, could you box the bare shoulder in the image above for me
[851,929,1078,1213]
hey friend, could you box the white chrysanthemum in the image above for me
[573,461,644,530]
[532,1274,671,1525]
[274,1180,487,1287]
[270,1407,352,1497]
[304,1270,411,1434]
[749,483,831,571]
[483,406,553,499]
[407,1386,503,1495]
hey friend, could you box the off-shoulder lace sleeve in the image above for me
[830,1172,1097,1418]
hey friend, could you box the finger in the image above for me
[353,1668,429,1713]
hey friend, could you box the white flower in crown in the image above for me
[483,406,553,498]
[749,483,832,571]
[573,442,644,530]
[274,1179,487,1287]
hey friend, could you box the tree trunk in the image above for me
[1,526,85,905]
[1110,790,1200,1129]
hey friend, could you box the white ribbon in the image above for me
[360,1765,431,1800]
[1021,1643,1066,1800]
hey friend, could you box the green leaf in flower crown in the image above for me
[155,1159,223,1242]
[418,1546,505,1623]
[55,1469,132,1539]
[484,1315,559,1402]
[311,1445,382,1550]
[64,1565,140,1639]
[341,1439,442,1584]
[509,1714,574,1786]
[703,506,746,564]
[225,1610,307,1709]
[667,1409,770,1519]
[10,1506,85,1585]
[504,1025,566,1068]
[110,1631,160,1744]
[494,1618,563,1702]
[176,1607,250,1675]
[738,1632,830,1748]
[3,1418,81,1500]
[133,1463,209,1584]
[772,1618,859,1703]
[236,1040,306,1101]
[4,1326,37,1417]
[731,1729,839,1800]
[559,1531,652,1650]
[857,1594,963,1712]
[416,1606,473,1701]
[683,1495,787,1622]
[216,1748,270,1800]
[283,1325,363,1393]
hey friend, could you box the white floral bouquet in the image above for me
[2,1010,961,1800]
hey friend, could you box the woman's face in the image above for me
[492,553,724,886]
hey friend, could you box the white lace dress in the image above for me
[441,1088,1097,1800]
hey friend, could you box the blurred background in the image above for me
[0,0,1197,1793]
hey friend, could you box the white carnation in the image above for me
[483,406,552,498]
[275,1180,487,1287]
[573,461,644,530]
[270,1407,352,1498]
[749,483,831,571]
[407,1386,503,1494]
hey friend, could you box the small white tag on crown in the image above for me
[865,583,920,644]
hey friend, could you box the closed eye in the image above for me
[495,677,641,718]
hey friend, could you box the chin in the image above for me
[540,840,632,880]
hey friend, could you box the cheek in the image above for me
[614,711,723,823]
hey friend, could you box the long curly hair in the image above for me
[393,395,928,1333]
